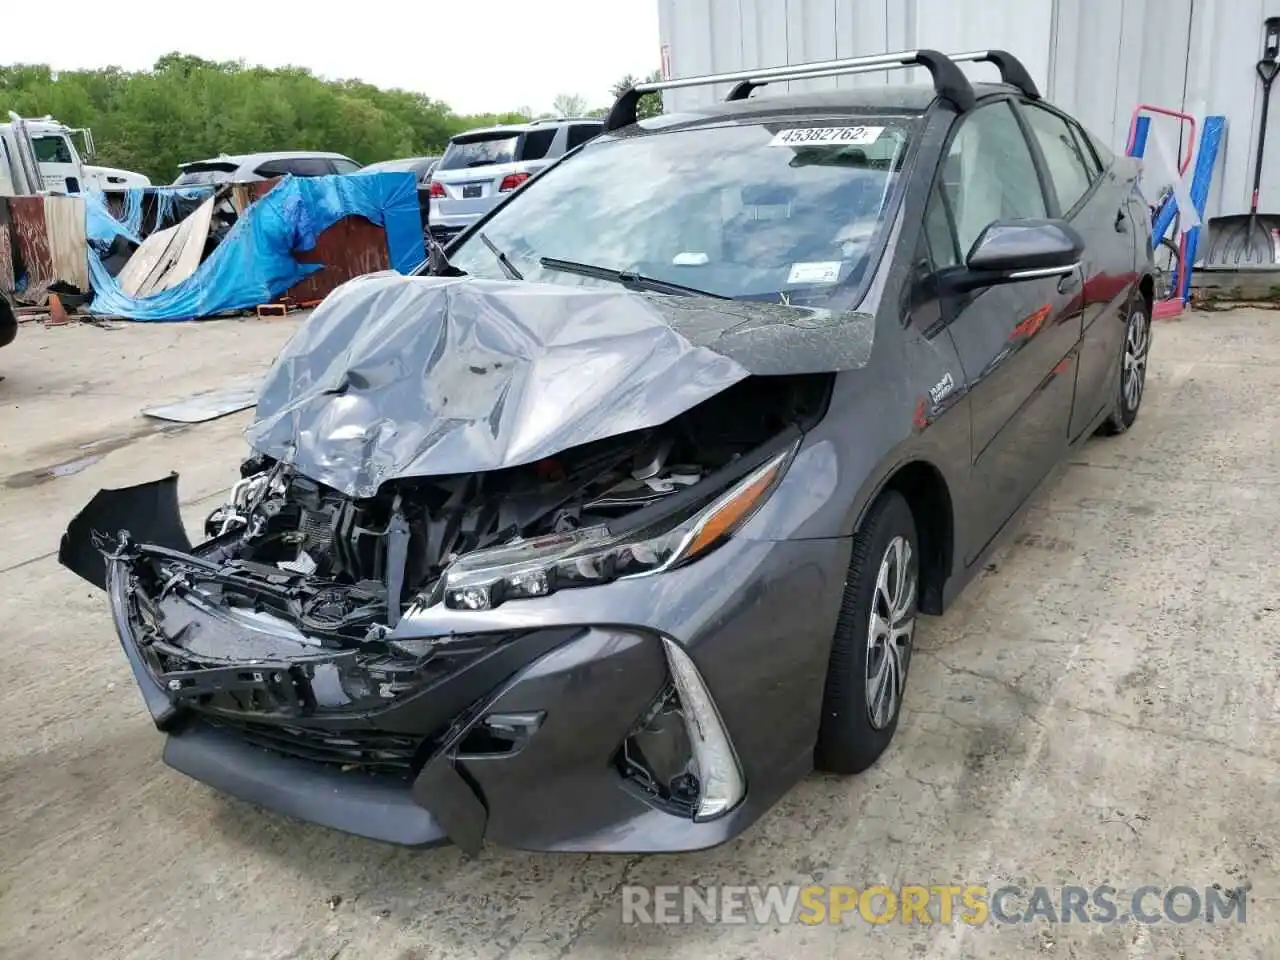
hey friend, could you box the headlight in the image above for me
[439,443,795,610]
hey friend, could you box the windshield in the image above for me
[439,135,519,170]
[447,117,917,306]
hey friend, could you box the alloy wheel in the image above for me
[1123,309,1150,413]
[865,535,917,730]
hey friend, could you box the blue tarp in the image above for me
[85,172,424,321]
[83,185,215,246]
[84,191,142,245]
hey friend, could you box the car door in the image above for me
[1018,101,1141,440]
[927,100,1084,562]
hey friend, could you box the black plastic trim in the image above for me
[163,723,451,847]
[971,49,1041,99]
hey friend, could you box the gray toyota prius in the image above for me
[61,49,1154,854]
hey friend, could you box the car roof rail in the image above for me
[725,48,1040,102]
[603,49,1041,131]
[604,49,976,130]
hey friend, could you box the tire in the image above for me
[815,490,919,775]
[1098,296,1151,436]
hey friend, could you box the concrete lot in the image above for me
[1,308,1278,959]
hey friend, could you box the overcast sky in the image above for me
[1,1,662,116]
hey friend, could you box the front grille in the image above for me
[204,716,426,779]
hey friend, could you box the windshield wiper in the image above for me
[539,257,728,299]
[479,232,524,280]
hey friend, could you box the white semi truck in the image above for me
[0,113,151,197]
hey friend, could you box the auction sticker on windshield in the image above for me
[787,261,843,284]
[769,126,884,147]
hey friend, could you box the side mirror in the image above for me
[952,219,1084,291]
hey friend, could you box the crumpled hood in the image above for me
[245,274,754,498]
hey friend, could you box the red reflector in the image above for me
[500,173,530,192]
[428,181,445,198]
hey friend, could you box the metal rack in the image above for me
[604,48,1039,132]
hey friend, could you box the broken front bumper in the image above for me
[62,477,851,853]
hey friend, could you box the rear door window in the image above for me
[330,158,362,174]
[1020,103,1097,213]
[291,158,337,177]
[254,160,291,178]
[255,158,333,178]
[439,135,519,170]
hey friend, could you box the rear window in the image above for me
[438,134,520,170]
[331,158,362,174]
[173,162,238,185]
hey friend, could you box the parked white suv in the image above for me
[428,118,602,243]
[172,151,363,185]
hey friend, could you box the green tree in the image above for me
[610,70,664,120]
[0,55,554,182]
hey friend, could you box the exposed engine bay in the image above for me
[142,374,830,652]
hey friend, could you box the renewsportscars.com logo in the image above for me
[621,884,1248,926]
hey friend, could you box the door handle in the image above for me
[1114,207,1128,232]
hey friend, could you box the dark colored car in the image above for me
[60,49,1153,854]
[0,290,16,350]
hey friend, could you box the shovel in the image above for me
[1205,18,1280,267]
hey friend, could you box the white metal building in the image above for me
[656,0,1276,220]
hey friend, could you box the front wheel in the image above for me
[815,491,919,775]
[1099,298,1151,436]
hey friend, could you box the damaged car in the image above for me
[60,49,1154,854]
